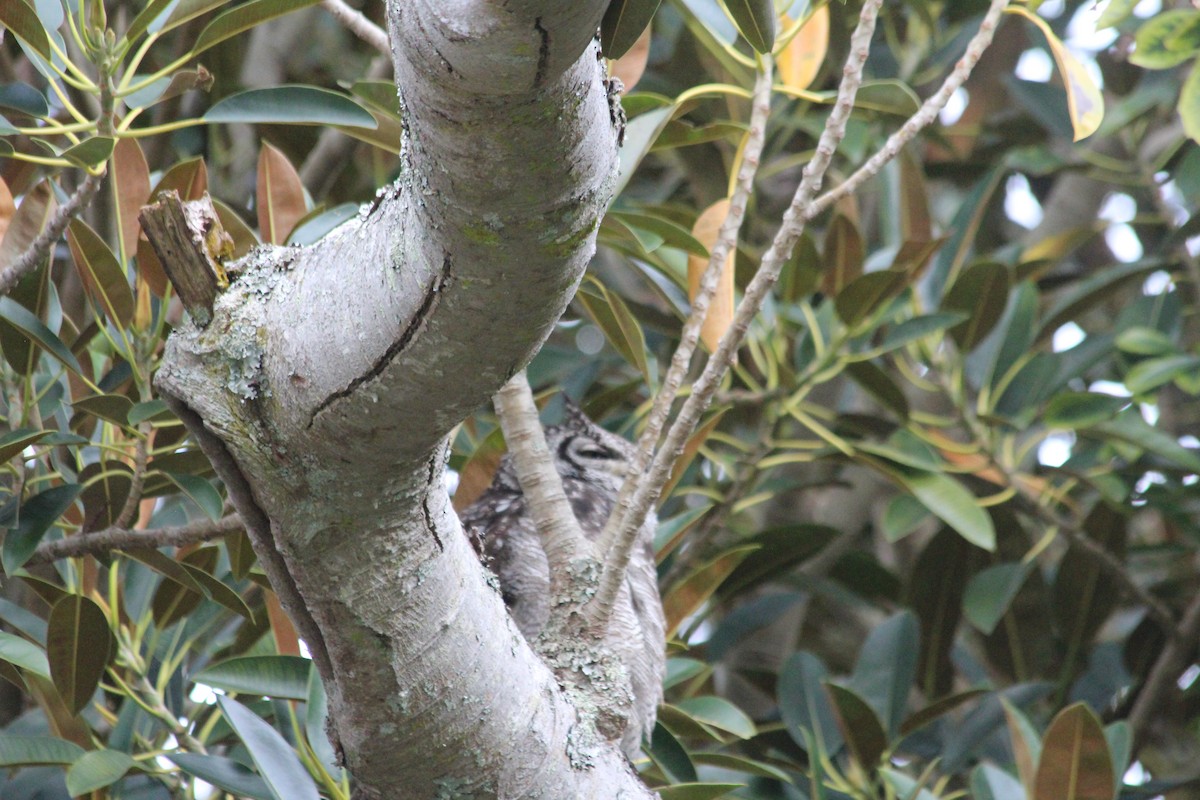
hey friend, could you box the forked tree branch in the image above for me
[28,514,243,565]
[320,0,390,56]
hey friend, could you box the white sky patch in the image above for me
[1090,380,1132,398]
[1005,174,1044,229]
[1053,322,1085,352]
[1134,0,1162,18]
[1069,5,1119,50]
[299,639,312,659]
[576,324,605,355]
[1106,224,1143,262]
[940,87,969,125]
[1180,664,1200,690]
[1038,433,1074,467]
[1144,270,1174,294]
[1123,761,1149,787]
[444,468,460,496]
[1100,192,1136,223]
[1135,471,1166,494]
[1038,0,1065,17]
[1016,48,1054,82]
[1181,436,1200,448]
[1157,175,1189,225]
[1140,403,1160,425]
[190,683,222,704]
[1184,474,1199,486]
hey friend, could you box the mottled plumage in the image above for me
[459,403,665,759]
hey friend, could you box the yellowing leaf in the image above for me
[1007,6,1104,141]
[1033,703,1114,800]
[687,199,736,353]
[777,6,828,93]
[111,138,151,264]
[256,142,307,245]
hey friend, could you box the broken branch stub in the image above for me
[139,191,233,327]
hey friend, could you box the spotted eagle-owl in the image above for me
[459,401,665,759]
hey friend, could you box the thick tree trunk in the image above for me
[152,2,654,796]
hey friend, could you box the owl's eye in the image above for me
[576,443,620,460]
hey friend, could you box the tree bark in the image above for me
[151,2,653,796]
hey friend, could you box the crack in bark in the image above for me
[309,254,453,427]
[533,18,550,88]
[423,449,444,552]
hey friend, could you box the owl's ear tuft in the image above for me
[561,394,589,430]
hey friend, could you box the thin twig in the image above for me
[28,514,243,565]
[0,171,104,298]
[597,61,775,560]
[320,0,390,57]
[114,430,150,530]
[1128,589,1200,755]
[494,373,595,615]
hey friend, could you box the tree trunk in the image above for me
[151,2,654,796]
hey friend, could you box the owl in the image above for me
[459,400,665,760]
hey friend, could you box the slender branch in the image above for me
[28,514,243,565]
[598,61,775,560]
[807,0,1007,221]
[320,0,390,57]
[1128,589,1200,755]
[0,172,104,298]
[493,373,595,616]
[114,431,150,530]
[593,0,885,626]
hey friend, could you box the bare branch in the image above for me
[1129,590,1200,754]
[114,431,150,530]
[0,172,104,298]
[598,61,775,560]
[320,0,390,57]
[28,514,243,565]
[493,372,596,615]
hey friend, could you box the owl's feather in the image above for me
[459,403,665,759]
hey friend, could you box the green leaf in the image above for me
[609,210,709,257]
[0,0,52,60]
[942,262,1010,351]
[0,81,49,117]
[1130,10,1200,69]
[60,137,116,168]
[1183,59,1200,144]
[72,393,135,427]
[217,695,321,800]
[849,610,918,738]
[1125,354,1200,395]
[963,562,1033,635]
[664,657,707,691]
[1097,0,1139,30]
[725,0,775,52]
[971,763,1026,800]
[662,545,757,637]
[674,696,756,739]
[576,280,651,384]
[1033,703,1114,800]
[1043,392,1127,429]
[127,399,173,425]
[0,631,50,677]
[193,0,321,55]
[1088,410,1200,472]
[1115,326,1176,356]
[825,683,888,768]
[893,469,995,551]
[205,85,377,128]
[879,768,938,800]
[305,667,339,773]
[1105,721,1132,787]
[835,270,909,326]
[601,0,661,59]
[690,752,792,782]
[900,688,989,737]
[718,524,836,598]
[168,752,273,800]
[66,749,137,795]
[66,218,135,327]
[648,723,698,783]
[47,595,114,715]
[195,656,312,700]
[123,0,181,44]
[658,784,746,800]
[161,471,223,520]
[846,360,909,420]
[3,484,82,575]
[0,735,85,766]
[614,106,673,195]
[778,651,843,758]
[0,428,50,463]
[1037,261,1156,343]
[0,297,83,374]
[882,494,930,543]
[879,312,968,352]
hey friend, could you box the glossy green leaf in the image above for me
[971,763,1027,800]
[908,530,973,697]
[122,0,181,44]
[0,631,50,677]
[892,469,995,551]
[47,594,114,715]
[822,214,864,296]
[879,312,968,352]
[615,106,673,194]
[1043,392,1127,428]
[1037,261,1156,343]
[0,735,85,766]
[601,0,661,59]
[825,683,887,768]
[882,494,930,543]
[0,0,52,60]
[674,696,755,739]
[1033,703,1114,800]
[879,768,938,800]
[778,651,843,757]
[66,218,134,327]
[1182,59,1200,143]
[725,0,775,52]
[195,656,312,700]
[1097,0,1139,29]
[609,210,709,257]
[60,137,116,168]
[577,280,651,384]
[663,546,756,637]
[690,752,792,782]
[1115,326,1176,356]
[217,695,321,800]
[835,270,909,326]
[0,297,82,374]
[718,524,836,597]
[1125,354,1200,394]
[846,360,909,420]
[1088,410,1200,472]
[72,393,135,427]
[127,399,173,425]
[161,471,223,521]
[305,667,339,773]
[900,689,989,737]
[648,722,697,784]
[181,560,255,620]
[849,610,918,737]
[2,483,82,575]
[0,81,49,117]
[0,428,50,463]
[1105,721,1131,787]
[168,752,273,800]
[963,562,1033,635]
[66,749,136,795]
[942,262,1010,351]
[192,0,322,56]
[1130,10,1200,69]
[205,86,376,127]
